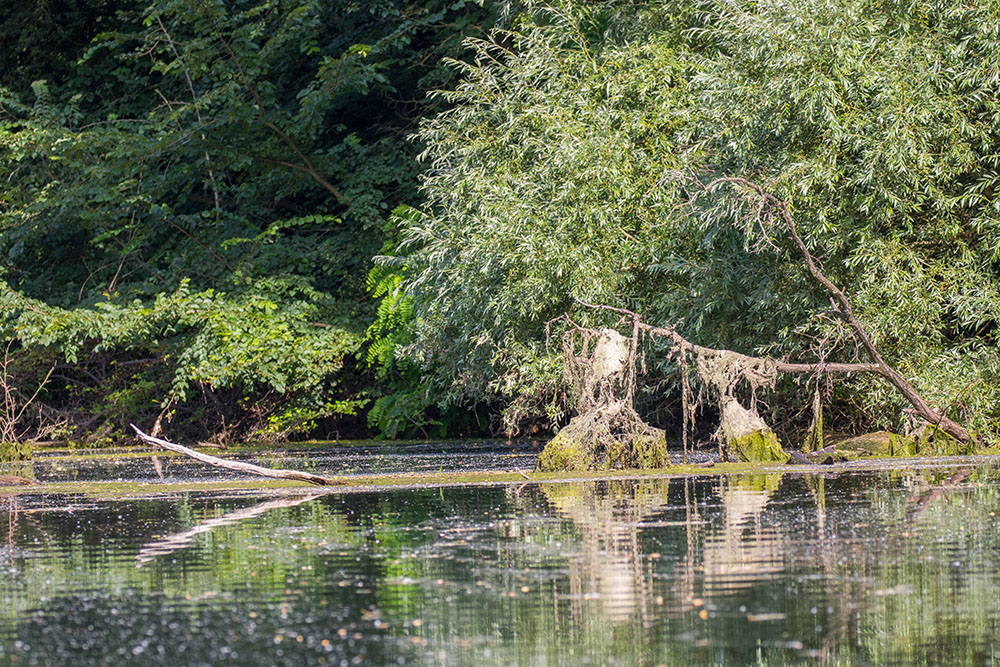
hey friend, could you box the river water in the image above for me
[2,445,999,665]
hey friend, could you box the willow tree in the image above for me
[397,0,1000,466]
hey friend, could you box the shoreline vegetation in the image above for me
[3,432,997,497]
[2,0,1000,466]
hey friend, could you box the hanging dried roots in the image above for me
[538,328,668,471]
[541,307,792,470]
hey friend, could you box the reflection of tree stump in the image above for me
[541,480,671,624]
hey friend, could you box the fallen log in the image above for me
[0,475,38,486]
[130,424,342,486]
[787,444,840,465]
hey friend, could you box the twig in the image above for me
[155,16,222,222]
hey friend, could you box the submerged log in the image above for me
[0,475,38,486]
[130,425,342,486]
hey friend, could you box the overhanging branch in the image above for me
[702,177,971,443]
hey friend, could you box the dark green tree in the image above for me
[0,0,494,443]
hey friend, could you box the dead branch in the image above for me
[703,177,972,443]
[565,295,971,451]
[568,300,879,376]
[130,425,342,486]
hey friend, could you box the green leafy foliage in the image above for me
[396,0,1000,440]
[0,0,495,442]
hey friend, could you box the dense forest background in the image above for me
[2,0,999,448]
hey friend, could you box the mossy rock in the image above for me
[831,429,975,458]
[832,431,915,456]
[728,429,786,463]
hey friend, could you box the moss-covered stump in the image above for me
[0,441,32,463]
[719,396,786,462]
[832,431,912,457]
[536,402,669,472]
[536,429,591,471]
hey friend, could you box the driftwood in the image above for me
[130,424,342,486]
[0,475,37,486]
[787,445,839,465]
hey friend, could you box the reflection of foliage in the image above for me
[4,467,1000,664]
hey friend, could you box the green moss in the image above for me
[802,393,823,452]
[888,433,917,456]
[630,433,671,469]
[914,427,974,455]
[538,431,670,472]
[729,429,786,462]
[0,441,32,463]
[536,433,590,472]
[831,429,975,458]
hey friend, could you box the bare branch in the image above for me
[131,424,342,486]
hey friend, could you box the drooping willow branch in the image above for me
[702,177,971,444]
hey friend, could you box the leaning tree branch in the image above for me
[131,425,342,486]
[698,177,971,443]
[569,299,879,375]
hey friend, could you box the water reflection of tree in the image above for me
[700,474,785,595]
[541,480,670,626]
[537,475,792,625]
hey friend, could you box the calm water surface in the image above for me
[2,448,1000,665]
